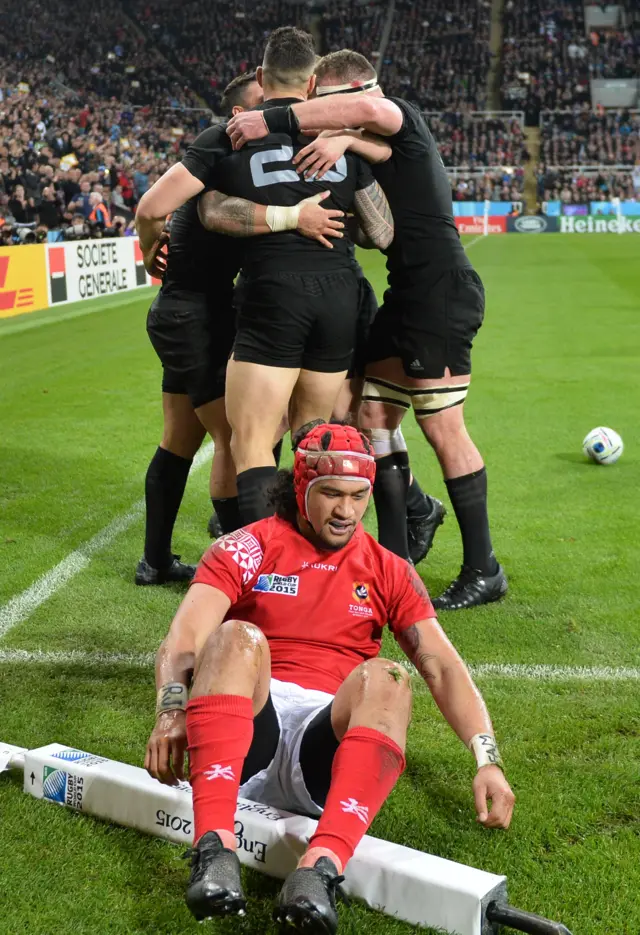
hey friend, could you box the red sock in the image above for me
[308,726,406,871]
[187,694,254,844]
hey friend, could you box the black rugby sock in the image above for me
[237,466,278,525]
[211,496,241,534]
[407,476,433,520]
[445,468,499,575]
[272,439,283,468]
[373,453,411,560]
[143,447,192,569]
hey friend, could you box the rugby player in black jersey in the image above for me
[137,71,346,583]
[190,28,394,526]
[226,50,507,610]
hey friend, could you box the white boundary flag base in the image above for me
[1,741,572,935]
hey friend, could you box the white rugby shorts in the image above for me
[239,678,334,817]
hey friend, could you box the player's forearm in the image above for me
[155,631,195,692]
[137,163,205,249]
[353,181,394,249]
[345,129,392,164]
[427,661,495,748]
[198,190,267,236]
[198,191,321,238]
[135,213,166,253]
[398,623,493,746]
[291,96,400,136]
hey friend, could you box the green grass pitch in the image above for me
[0,234,639,935]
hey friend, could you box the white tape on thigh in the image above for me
[412,384,470,418]
[368,427,408,457]
[362,378,411,411]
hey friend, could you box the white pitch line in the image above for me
[464,233,487,250]
[0,442,214,639]
[470,663,640,682]
[0,649,638,683]
[0,648,154,666]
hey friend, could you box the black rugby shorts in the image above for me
[366,267,485,378]
[146,287,235,408]
[347,275,379,380]
[232,269,359,373]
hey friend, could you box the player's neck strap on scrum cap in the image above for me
[294,424,376,520]
[316,75,379,96]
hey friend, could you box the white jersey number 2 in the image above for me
[249,145,347,188]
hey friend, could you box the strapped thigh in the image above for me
[361,376,412,412]
[411,383,470,418]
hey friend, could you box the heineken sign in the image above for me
[560,216,640,233]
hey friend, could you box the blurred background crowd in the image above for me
[0,0,638,243]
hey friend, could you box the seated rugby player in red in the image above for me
[145,423,514,934]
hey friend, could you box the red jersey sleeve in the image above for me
[384,556,436,634]
[193,526,265,604]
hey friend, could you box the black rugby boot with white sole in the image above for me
[433,564,508,611]
[407,496,447,566]
[274,857,346,935]
[185,831,247,921]
[135,554,196,586]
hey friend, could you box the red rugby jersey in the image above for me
[193,515,436,694]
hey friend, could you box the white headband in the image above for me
[316,76,379,96]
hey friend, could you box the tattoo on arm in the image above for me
[397,624,439,681]
[353,181,394,249]
[198,190,257,237]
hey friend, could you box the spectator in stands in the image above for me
[87,191,112,228]
[8,184,37,224]
[37,186,64,230]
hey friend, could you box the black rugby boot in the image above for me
[274,857,345,934]
[407,496,447,566]
[185,831,246,921]
[432,564,508,611]
[135,554,196,586]
[207,512,223,539]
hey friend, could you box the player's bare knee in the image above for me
[200,620,265,666]
[220,619,265,653]
[419,410,466,452]
[356,658,412,701]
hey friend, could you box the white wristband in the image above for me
[156,682,188,717]
[266,204,302,233]
[468,733,504,770]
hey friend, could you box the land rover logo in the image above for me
[515,216,547,233]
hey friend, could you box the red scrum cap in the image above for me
[294,423,376,520]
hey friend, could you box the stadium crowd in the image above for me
[0,92,206,244]
[382,0,491,111]
[540,109,640,166]
[0,0,638,241]
[537,109,640,205]
[537,166,640,204]
[321,1,386,62]
[129,0,306,114]
[502,0,639,122]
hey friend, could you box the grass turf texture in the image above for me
[1,234,639,934]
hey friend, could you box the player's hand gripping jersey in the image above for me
[194,514,436,694]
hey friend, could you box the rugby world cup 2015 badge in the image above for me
[42,765,86,809]
[252,574,299,596]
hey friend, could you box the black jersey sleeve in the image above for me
[385,98,431,157]
[181,124,232,185]
[354,153,376,192]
